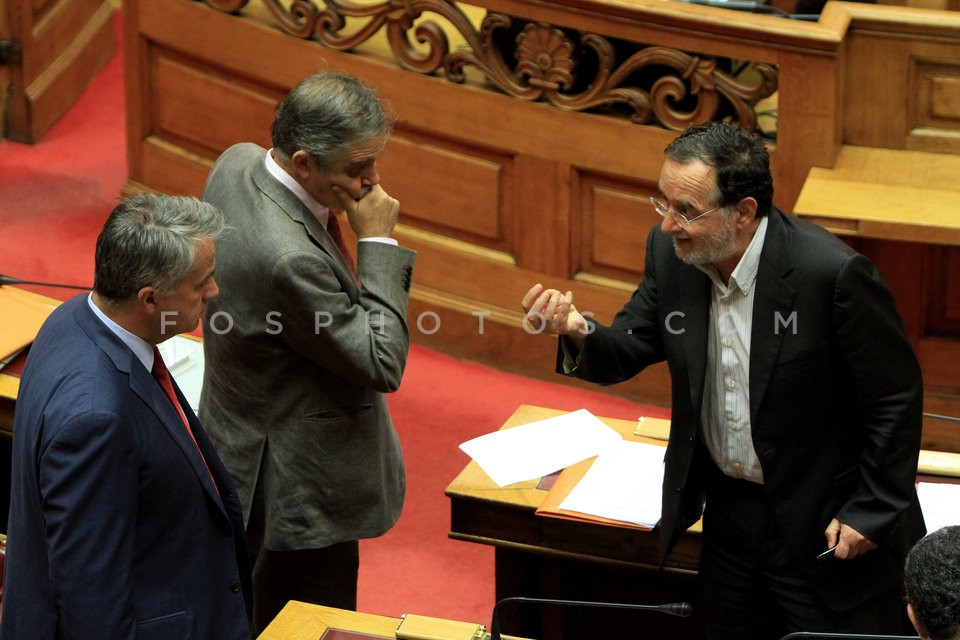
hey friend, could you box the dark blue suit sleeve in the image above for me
[40,410,140,639]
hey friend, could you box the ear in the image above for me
[907,603,928,639]
[735,197,758,227]
[290,150,314,181]
[137,286,159,314]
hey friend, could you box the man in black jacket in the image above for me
[522,122,925,640]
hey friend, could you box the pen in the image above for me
[816,545,838,561]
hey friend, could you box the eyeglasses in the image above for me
[649,197,722,229]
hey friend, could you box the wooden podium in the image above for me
[446,405,705,640]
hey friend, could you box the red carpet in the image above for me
[0,10,670,628]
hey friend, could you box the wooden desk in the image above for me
[258,601,402,639]
[794,146,960,246]
[447,404,960,640]
[258,601,500,640]
[445,405,705,640]
[0,374,18,439]
[0,286,61,438]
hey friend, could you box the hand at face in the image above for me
[521,284,589,343]
[333,184,399,239]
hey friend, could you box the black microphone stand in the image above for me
[0,274,92,291]
[488,596,692,640]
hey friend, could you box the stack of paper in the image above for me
[458,409,622,487]
[459,409,667,528]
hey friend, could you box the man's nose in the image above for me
[661,213,683,234]
[361,164,380,186]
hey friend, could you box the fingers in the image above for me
[824,518,841,548]
[521,286,582,337]
[331,184,359,214]
[522,284,545,313]
[338,185,399,238]
[830,521,878,560]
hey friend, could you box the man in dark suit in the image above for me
[522,122,925,639]
[199,71,415,633]
[1,194,252,640]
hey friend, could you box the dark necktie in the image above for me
[326,210,358,280]
[151,346,216,486]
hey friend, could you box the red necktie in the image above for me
[326,210,358,280]
[152,346,216,487]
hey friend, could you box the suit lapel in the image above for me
[74,301,226,512]
[678,266,712,420]
[749,210,796,425]
[251,157,358,290]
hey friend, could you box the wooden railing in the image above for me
[123,0,960,451]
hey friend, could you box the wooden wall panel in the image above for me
[120,0,840,412]
[910,58,960,151]
[925,245,960,336]
[842,6,960,153]
[580,177,656,284]
[123,0,960,448]
[380,134,507,247]
[152,52,278,160]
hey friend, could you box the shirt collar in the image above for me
[86,293,155,372]
[264,149,329,227]
[698,215,769,296]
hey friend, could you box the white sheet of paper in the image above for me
[558,439,666,526]
[157,335,205,413]
[917,481,960,535]
[458,409,623,487]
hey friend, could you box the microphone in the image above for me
[0,274,92,291]
[488,596,692,640]
[780,633,921,639]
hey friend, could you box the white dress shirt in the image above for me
[697,216,769,483]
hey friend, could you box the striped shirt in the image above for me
[698,216,769,484]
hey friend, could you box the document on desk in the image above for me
[458,408,623,487]
[557,439,666,527]
[917,481,960,534]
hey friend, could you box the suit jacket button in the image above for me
[231,581,241,592]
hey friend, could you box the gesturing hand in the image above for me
[521,283,589,343]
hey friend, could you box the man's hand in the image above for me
[522,284,589,344]
[333,184,399,239]
[824,518,878,560]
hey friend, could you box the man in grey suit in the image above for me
[199,71,415,634]
[522,122,924,639]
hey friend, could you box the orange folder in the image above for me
[535,432,668,532]
[0,286,58,365]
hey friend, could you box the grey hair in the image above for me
[270,71,393,168]
[94,193,226,302]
